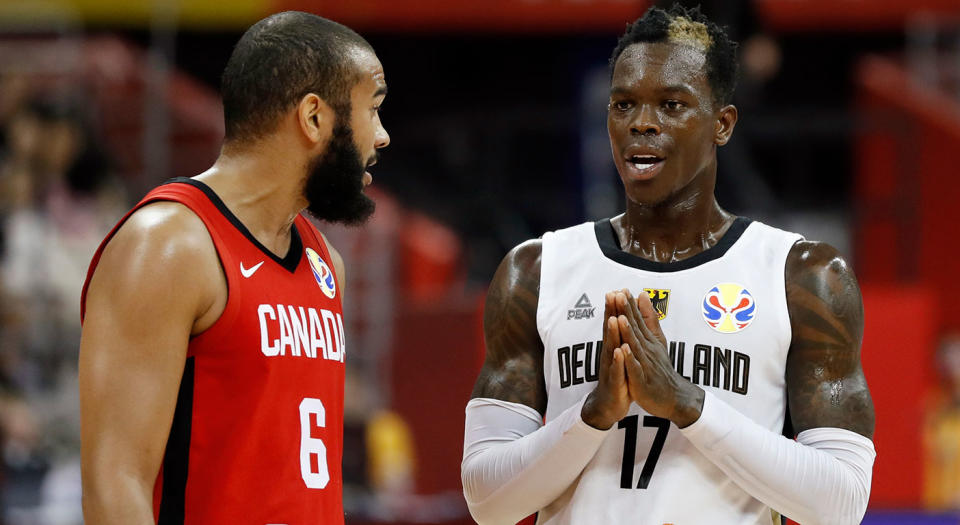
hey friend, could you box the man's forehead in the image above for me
[346,46,385,86]
[612,42,707,87]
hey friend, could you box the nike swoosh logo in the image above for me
[240,261,265,278]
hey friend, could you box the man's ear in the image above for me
[714,104,738,146]
[297,93,336,145]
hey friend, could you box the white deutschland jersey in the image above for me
[537,217,803,525]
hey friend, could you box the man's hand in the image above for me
[614,289,704,428]
[580,292,631,430]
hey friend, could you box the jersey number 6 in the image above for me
[299,397,329,489]
[618,415,669,489]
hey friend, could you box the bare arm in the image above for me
[470,239,546,412]
[79,202,224,524]
[463,240,628,523]
[785,241,875,438]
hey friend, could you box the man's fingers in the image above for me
[601,316,618,368]
[617,315,644,359]
[635,293,666,343]
[609,314,621,348]
[622,289,650,336]
[617,291,650,347]
[609,347,626,388]
[604,315,621,349]
[600,291,619,367]
[619,316,657,371]
[604,292,615,325]
[622,343,645,385]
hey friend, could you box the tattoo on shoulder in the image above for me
[785,241,875,437]
[471,240,548,413]
[786,242,863,354]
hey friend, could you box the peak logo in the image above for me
[567,293,596,320]
[702,283,756,333]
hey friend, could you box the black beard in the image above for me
[303,120,375,225]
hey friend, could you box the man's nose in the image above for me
[630,104,661,136]
[375,122,390,149]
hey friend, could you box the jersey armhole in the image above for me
[534,233,551,349]
[778,234,805,439]
[81,196,174,322]
[535,232,553,395]
[81,197,234,344]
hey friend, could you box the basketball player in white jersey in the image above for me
[462,5,875,525]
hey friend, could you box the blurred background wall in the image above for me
[0,0,959,524]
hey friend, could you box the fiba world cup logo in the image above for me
[305,248,337,299]
[701,283,756,333]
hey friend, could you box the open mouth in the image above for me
[627,154,664,172]
[363,156,378,186]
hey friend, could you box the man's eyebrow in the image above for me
[610,84,697,97]
[661,84,695,96]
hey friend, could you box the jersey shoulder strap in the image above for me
[79,178,233,322]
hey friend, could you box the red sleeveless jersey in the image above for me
[81,178,346,524]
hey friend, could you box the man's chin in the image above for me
[306,194,376,226]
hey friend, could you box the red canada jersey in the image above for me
[81,178,346,524]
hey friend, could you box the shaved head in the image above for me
[221,11,373,143]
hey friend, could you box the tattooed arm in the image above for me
[470,240,547,411]
[674,241,876,525]
[785,241,875,438]
[462,240,628,524]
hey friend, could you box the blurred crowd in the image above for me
[0,2,957,522]
[0,74,127,524]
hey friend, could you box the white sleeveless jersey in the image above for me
[536,217,803,525]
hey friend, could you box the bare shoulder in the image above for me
[471,239,546,413]
[784,240,874,437]
[109,201,212,252]
[86,201,224,334]
[319,231,346,295]
[784,241,863,350]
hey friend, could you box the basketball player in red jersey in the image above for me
[78,12,388,524]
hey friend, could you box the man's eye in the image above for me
[664,100,685,111]
[611,101,632,111]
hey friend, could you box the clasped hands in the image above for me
[581,289,704,430]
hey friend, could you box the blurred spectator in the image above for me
[0,95,126,524]
[924,333,960,510]
[2,98,125,387]
[0,74,31,164]
[0,395,46,520]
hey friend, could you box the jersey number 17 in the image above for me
[618,415,669,489]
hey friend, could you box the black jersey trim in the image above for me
[158,357,194,525]
[593,217,752,272]
[165,177,302,273]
